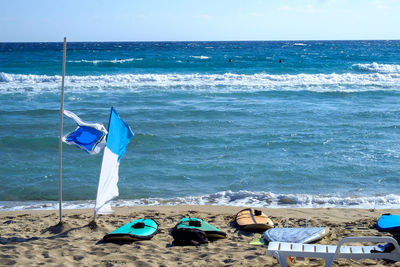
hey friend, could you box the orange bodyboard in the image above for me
[235,208,274,231]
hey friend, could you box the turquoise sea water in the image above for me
[1,41,400,210]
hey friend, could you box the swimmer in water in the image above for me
[228,58,232,63]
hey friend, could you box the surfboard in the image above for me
[175,217,227,239]
[263,227,329,243]
[235,208,274,231]
[103,218,158,242]
[377,214,400,232]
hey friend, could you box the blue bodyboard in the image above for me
[377,214,400,232]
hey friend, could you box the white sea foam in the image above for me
[68,58,143,64]
[189,56,210,59]
[352,62,400,73]
[293,43,307,46]
[1,190,399,211]
[1,71,400,94]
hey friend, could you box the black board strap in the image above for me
[249,209,258,224]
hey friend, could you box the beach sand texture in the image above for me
[1,206,400,266]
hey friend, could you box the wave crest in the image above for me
[352,62,400,73]
[1,71,400,94]
[68,58,143,65]
[189,56,210,59]
[1,190,399,211]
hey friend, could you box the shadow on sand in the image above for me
[1,221,94,245]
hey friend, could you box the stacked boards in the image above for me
[103,218,158,242]
[264,227,329,243]
[235,208,274,231]
[175,217,227,239]
[377,214,400,232]
[249,227,329,246]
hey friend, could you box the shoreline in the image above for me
[2,190,400,211]
[1,205,400,266]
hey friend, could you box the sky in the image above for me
[1,0,399,42]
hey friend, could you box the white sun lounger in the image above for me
[267,236,400,267]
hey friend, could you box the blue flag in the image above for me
[62,110,107,154]
[95,107,134,214]
[106,107,134,161]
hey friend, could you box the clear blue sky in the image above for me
[1,0,399,42]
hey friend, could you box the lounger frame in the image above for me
[268,236,400,267]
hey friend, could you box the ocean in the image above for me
[1,40,400,211]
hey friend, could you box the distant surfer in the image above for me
[228,58,232,63]
[279,59,282,63]
[186,59,190,62]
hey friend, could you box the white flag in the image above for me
[95,107,134,214]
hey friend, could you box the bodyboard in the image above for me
[377,214,400,232]
[235,208,274,231]
[249,235,266,245]
[175,217,227,239]
[103,218,158,242]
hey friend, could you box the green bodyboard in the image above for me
[104,218,158,242]
[249,235,266,245]
[176,217,227,239]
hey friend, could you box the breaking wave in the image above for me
[1,71,400,94]
[68,58,143,65]
[1,190,399,211]
[189,56,210,59]
[352,62,400,73]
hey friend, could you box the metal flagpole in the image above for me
[58,37,67,224]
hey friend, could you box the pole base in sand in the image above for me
[88,220,98,230]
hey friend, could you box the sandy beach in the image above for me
[0,206,399,266]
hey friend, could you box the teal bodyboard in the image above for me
[104,218,158,242]
[176,218,227,239]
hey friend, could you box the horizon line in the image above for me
[1,39,400,43]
